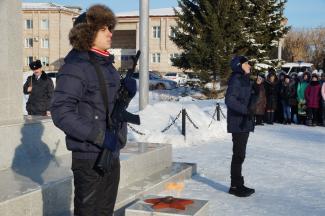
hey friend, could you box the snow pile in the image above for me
[127,92,227,148]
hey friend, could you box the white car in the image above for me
[281,62,313,75]
[163,72,188,85]
[132,72,177,90]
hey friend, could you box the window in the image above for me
[169,53,179,64]
[25,19,33,29]
[25,56,33,66]
[40,19,49,30]
[169,27,177,38]
[152,53,161,63]
[40,57,49,66]
[41,38,49,48]
[25,38,33,48]
[152,26,161,38]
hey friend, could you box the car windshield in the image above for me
[281,67,290,73]
[165,73,177,76]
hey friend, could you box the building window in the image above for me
[25,56,33,66]
[40,19,49,30]
[25,19,33,29]
[152,53,161,63]
[169,27,177,38]
[40,57,49,66]
[41,38,49,48]
[152,26,161,38]
[25,38,33,48]
[169,53,180,64]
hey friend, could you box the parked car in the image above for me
[132,72,177,90]
[281,62,313,75]
[163,72,188,85]
[186,73,201,86]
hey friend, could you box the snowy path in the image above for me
[161,124,325,216]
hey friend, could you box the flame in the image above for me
[165,182,185,192]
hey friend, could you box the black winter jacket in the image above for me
[51,49,127,159]
[225,57,255,133]
[23,71,54,115]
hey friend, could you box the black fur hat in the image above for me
[29,60,42,70]
[69,4,116,51]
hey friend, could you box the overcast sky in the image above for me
[22,0,325,28]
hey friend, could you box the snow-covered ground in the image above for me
[127,90,325,216]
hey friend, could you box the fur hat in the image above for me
[69,4,116,51]
[29,60,42,70]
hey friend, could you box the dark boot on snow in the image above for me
[229,185,255,197]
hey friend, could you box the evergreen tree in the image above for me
[171,0,241,82]
[237,0,290,68]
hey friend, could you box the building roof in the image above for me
[22,2,81,14]
[116,7,180,17]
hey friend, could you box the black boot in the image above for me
[229,185,255,197]
[270,112,274,125]
[266,112,272,124]
[287,119,291,124]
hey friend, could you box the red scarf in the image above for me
[90,47,110,57]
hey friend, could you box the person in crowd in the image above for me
[253,74,266,125]
[321,73,325,126]
[297,72,310,124]
[275,72,285,123]
[279,75,295,124]
[289,73,299,124]
[264,70,278,124]
[23,60,54,116]
[305,74,321,126]
[225,56,256,197]
[51,5,136,215]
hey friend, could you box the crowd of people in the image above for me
[253,69,325,127]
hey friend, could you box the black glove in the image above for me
[122,77,137,98]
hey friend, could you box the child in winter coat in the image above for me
[305,74,321,126]
[280,75,295,124]
[297,72,310,124]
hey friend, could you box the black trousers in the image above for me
[231,132,249,187]
[72,158,120,216]
[307,108,318,124]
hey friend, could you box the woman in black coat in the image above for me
[225,56,255,197]
[264,71,278,124]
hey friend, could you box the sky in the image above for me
[22,0,325,28]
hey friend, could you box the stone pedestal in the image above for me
[125,196,209,216]
[0,0,23,122]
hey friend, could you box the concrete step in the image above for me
[0,143,178,216]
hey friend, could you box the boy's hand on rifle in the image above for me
[122,77,137,98]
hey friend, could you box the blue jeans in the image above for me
[282,101,291,120]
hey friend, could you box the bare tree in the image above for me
[283,27,325,70]
[282,30,309,62]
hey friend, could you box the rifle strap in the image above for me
[88,53,114,129]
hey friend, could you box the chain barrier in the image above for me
[208,105,219,128]
[161,110,182,133]
[128,124,146,136]
[219,106,226,119]
[129,105,225,135]
[185,112,199,129]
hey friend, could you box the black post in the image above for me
[182,109,186,137]
[217,103,220,121]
